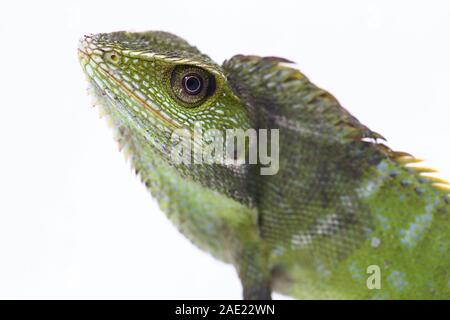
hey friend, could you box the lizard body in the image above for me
[78,31,450,299]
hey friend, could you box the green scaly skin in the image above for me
[78,31,450,299]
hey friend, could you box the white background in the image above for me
[0,0,449,299]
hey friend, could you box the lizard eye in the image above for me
[170,65,215,106]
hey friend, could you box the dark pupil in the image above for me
[182,74,203,95]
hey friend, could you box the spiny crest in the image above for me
[389,149,450,199]
[235,57,450,201]
[253,58,447,198]
[223,55,386,143]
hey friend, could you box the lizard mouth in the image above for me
[78,35,181,129]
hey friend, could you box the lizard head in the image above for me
[78,31,257,204]
[78,31,252,152]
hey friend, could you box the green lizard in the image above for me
[78,31,450,299]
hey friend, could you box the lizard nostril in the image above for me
[103,51,121,64]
